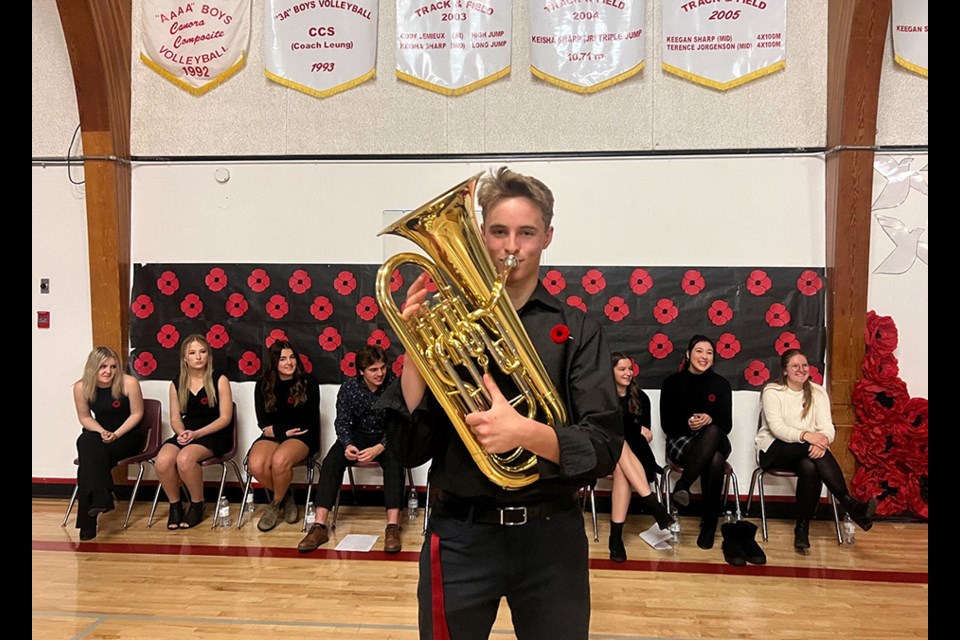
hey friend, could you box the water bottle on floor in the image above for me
[305,502,316,526]
[407,487,419,520]
[244,492,255,517]
[218,496,231,528]
[668,506,681,545]
[843,513,856,544]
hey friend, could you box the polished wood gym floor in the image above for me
[33,497,927,639]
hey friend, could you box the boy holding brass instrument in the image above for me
[378,166,622,640]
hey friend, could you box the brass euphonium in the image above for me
[375,173,567,490]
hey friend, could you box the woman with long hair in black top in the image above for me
[608,353,674,562]
[659,334,733,550]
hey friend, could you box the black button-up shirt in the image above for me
[335,373,394,447]
[379,281,623,503]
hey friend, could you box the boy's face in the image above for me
[481,196,553,287]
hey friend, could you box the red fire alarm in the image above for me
[37,311,50,329]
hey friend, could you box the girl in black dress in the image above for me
[72,346,146,540]
[155,334,234,529]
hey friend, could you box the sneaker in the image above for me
[258,502,282,532]
[297,523,329,553]
[283,495,299,524]
[384,524,402,554]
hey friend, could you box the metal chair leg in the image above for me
[62,486,79,527]
[147,482,163,528]
[728,471,742,521]
[830,493,843,544]
[758,472,769,541]
[422,471,431,536]
[589,485,598,542]
[211,464,229,529]
[122,463,147,529]
[236,463,254,530]
[746,467,761,515]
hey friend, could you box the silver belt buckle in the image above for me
[499,506,527,526]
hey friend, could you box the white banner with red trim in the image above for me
[264,0,379,98]
[891,0,927,77]
[396,0,512,95]
[662,0,786,91]
[528,0,646,93]
[140,0,251,95]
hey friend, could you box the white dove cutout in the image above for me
[873,214,927,274]
[872,156,928,210]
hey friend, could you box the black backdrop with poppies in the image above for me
[129,263,826,391]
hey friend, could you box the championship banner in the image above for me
[662,0,786,91]
[891,0,927,77]
[396,0,511,95]
[529,0,646,93]
[264,0,379,98]
[140,0,251,95]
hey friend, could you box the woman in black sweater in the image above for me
[659,334,733,550]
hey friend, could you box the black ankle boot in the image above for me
[736,520,767,564]
[720,521,746,566]
[842,496,878,531]
[640,493,675,530]
[609,521,627,563]
[180,501,205,529]
[794,520,810,549]
[697,516,718,550]
[167,501,184,530]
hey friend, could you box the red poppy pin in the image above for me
[550,324,571,343]
[200,397,209,405]
[288,396,294,404]
[112,400,121,408]
[707,394,716,402]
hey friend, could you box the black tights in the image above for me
[759,440,852,522]
[676,425,731,520]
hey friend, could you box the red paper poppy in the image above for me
[390,269,404,293]
[134,352,157,376]
[743,360,770,387]
[424,274,438,293]
[630,268,653,295]
[205,267,228,292]
[764,303,791,328]
[707,300,733,326]
[226,293,249,318]
[180,293,203,318]
[266,294,289,320]
[310,296,334,321]
[356,296,379,321]
[392,354,405,377]
[319,327,343,352]
[239,351,261,376]
[265,329,288,348]
[807,365,823,385]
[156,324,179,349]
[248,268,271,293]
[849,421,889,467]
[289,269,312,294]
[132,294,155,319]
[796,269,823,296]
[603,296,629,322]
[581,269,606,295]
[566,295,587,312]
[852,378,909,425]
[631,360,640,377]
[746,269,772,296]
[334,271,358,295]
[542,269,566,295]
[774,331,801,355]
[157,270,180,296]
[680,270,705,295]
[207,324,230,349]
[648,333,673,360]
[865,310,899,354]
[861,350,900,385]
[340,351,357,377]
[298,354,313,374]
[550,324,570,343]
[368,329,391,350]
[653,298,678,325]
[716,332,740,359]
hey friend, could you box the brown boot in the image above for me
[384,523,402,554]
[297,523,329,553]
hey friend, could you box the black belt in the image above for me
[433,492,578,526]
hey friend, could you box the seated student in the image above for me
[297,345,405,554]
[758,348,878,549]
[71,346,146,541]
[608,352,674,562]
[659,334,733,550]
[155,334,234,530]
[249,340,321,531]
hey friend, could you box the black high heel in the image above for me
[180,501,205,529]
[167,501,184,530]
[641,493,675,530]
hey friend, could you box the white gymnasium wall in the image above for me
[32,0,928,499]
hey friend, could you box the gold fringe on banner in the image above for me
[661,60,785,91]
[894,55,928,78]
[530,62,644,94]
[395,67,511,96]
[263,68,376,99]
[140,54,247,97]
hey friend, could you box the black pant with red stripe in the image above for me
[417,504,590,640]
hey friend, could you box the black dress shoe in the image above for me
[845,497,878,531]
[608,536,627,563]
[79,527,97,541]
[720,522,746,566]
